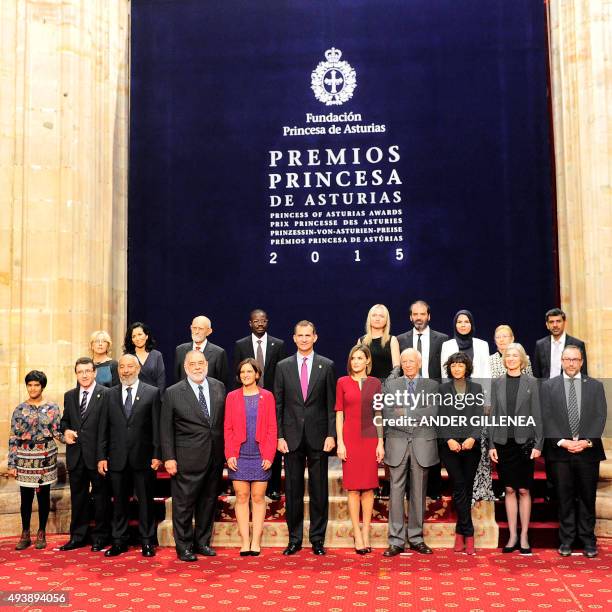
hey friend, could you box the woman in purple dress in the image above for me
[224,359,277,555]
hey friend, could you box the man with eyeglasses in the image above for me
[174,315,229,387]
[59,357,111,551]
[542,345,607,558]
[234,309,286,500]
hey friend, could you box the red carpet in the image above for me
[1,537,610,611]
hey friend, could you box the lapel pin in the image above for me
[96,394,101,398]
[271,342,275,346]
[136,397,140,401]
[318,364,322,369]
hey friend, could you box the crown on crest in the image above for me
[324,48,343,63]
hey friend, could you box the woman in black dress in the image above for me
[489,343,542,554]
[123,322,166,392]
[358,304,399,498]
[438,353,484,554]
[358,304,400,380]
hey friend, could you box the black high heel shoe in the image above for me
[502,542,520,553]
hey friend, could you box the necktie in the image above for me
[407,379,416,413]
[124,387,133,419]
[80,390,89,418]
[416,334,423,375]
[300,357,309,401]
[198,385,210,420]
[256,340,265,386]
[567,378,579,438]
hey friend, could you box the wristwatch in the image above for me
[585,439,593,447]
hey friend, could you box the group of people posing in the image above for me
[7,303,607,561]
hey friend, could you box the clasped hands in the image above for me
[447,438,475,453]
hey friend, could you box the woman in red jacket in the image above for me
[224,358,277,556]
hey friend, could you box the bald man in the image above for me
[174,315,229,387]
[382,348,439,556]
[97,354,162,557]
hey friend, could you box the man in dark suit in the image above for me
[234,308,286,500]
[174,315,229,386]
[533,308,588,379]
[275,320,336,556]
[542,345,607,558]
[161,350,226,561]
[97,354,162,558]
[396,300,449,499]
[59,357,111,551]
[396,300,449,381]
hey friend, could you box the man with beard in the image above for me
[97,354,162,557]
[161,350,226,561]
[396,300,448,499]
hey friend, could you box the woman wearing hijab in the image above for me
[440,310,491,379]
[441,310,494,506]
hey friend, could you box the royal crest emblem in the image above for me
[311,48,357,106]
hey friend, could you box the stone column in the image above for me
[548,0,612,378]
[0,0,129,455]
[548,0,612,537]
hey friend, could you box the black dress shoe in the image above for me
[557,544,572,557]
[268,491,281,501]
[141,544,155,557]
[282,543,302,555]
[409,542,433,555]
[519,546,532,555]
[383,545,404,557]
[584,547,598,558]
[502,542,520,553]
[311,542,325,555]
[250,550,261,556]
[239,550,251,557]
[194,545,216,557]
[104,543,128,557]
[177,548,197,562]
[91,541,110,552]
[59,539,87,551]
[355,548,368,555]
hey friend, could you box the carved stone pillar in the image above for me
[0,0,129,457]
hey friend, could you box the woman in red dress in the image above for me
[336,345,384,554]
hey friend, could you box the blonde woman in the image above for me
[90,330,119,387]
[358,304,400,380]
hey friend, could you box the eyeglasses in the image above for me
[561,357,581,363]
[76,369,95,375]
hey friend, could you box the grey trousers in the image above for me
[388,442,428,547]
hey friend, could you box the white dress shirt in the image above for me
[187,376,212,418]
[121,379,140,404]
[550,333,566,378]
[252,333,267,364]
[79,382,97,411]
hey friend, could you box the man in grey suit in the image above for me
[174,315,229,386]
[383,348,439,556]
[161,350,226,561]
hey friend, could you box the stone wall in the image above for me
[0,0,129,456]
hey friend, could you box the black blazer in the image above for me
[532,334,588,379]
[396,328,449,381]
[174,341,229,387]
[541,375,606,463]
[60,384,109,471]
[274,353,336,452]
[97,381,161,471]
[160,378,226,472]
[233,334,286,392]
[489,374,543,450]
[437,379,484,441]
